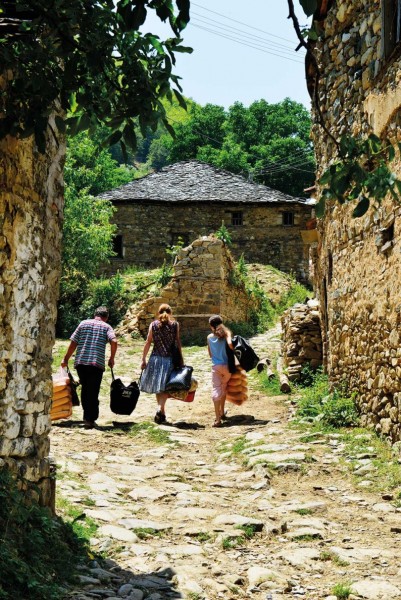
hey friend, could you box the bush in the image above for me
[0,469,87,600]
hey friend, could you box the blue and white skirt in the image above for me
[139,355,173,394]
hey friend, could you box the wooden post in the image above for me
[276,356,291,393]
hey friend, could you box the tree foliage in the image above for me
[0,0,191,153]
[317,135,401,218]
[58,131,135,336]
[142,98,315,197]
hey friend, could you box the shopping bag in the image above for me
[110,369,140,415]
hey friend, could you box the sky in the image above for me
[142,0,311,110]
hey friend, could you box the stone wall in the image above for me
[118,236,254,339]
[0,119,64,505]
[104,201,312,284]
[311,1,401,440]
[281,300,323,381]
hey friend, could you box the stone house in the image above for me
[308,0,401,440]
[100,160,314,283]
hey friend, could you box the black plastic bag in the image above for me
[67,367,80,407]
[164,365,193,391]
[110,369,140,415]
[232,335,259,372]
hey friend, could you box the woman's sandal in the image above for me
[213,420,223,428]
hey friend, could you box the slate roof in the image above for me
[101,160,313,205]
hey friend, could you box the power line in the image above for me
[190,23,305,64]
[191,17,301,59]
[191,10,302,54]
[167,115,315,176]
[191,1,297,46]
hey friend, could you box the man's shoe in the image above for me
[84,420,95,429]
[154,411,166,424]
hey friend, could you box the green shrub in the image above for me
[0,469,87,600]
[296,369,359,429]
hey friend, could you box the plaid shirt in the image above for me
[71,317,116,370]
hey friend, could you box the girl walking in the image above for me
[140,304,183,424]
[207,314,235,427]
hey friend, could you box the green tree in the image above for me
[168,103,227,162]
[65,130,135,197]
[0,0,191,151]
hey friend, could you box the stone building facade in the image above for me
[118,236,255,339]
[101,161,313,283]
[0,118,64,507]
[309,1,401,439]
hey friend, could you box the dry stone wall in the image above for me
[0,120,64,505]
[118,236,253,339]
[311,1,401,440]
[281,300,323,381]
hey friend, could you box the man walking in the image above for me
[61,306,117,428]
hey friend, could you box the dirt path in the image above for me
[52,328,401,600]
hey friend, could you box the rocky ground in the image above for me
[51,326,401,600]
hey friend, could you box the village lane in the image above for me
[51,327,401,600]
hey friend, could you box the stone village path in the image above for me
[52,326,401,600]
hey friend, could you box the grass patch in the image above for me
[222,535,245,549]
[195,532,214,542]
[56,496,98,541]
[341,429,401,494]
[236,524,259,539]
[320,550,349,567]
[331,582,352,599]
[257,369,285,396]
[218,436,247,455]
[132,527,164,539]
[294,368,359,429]
[292,534,320,542]
[294,508,313,516]
[128,422,174,445]
[0,469,89,600]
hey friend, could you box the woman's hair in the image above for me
[157,303,173,325]
[209,314,223,329]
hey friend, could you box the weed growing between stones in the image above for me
[342,430,401,495]
[236,524,259,539]
[128,422,175,445]
[294,508,313,516]
[320,550,349,567]
[195,532,214,542]
[56,496,99,541]
[331,581,352,599]
[222,535,245,549]
[132,527,165,539]
[0,469,88,600]
[257,369,286,396]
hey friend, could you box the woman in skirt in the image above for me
[140,303,183,423]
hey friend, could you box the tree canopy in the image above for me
[141,98,315,197]
[0,0,191,153]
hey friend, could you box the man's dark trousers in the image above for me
[76,365,103,423]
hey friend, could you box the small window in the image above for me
[282,211,294,226]
[112,234,124,259]
[231,211,243,226]
[383,0,401,58]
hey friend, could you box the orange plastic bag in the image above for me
[51,367,73,421]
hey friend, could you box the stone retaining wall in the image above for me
[118,236,253,338]
[281,300,323,381]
